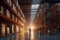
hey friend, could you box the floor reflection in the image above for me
[11,32,60,40]
[13,28,36,40]
[1,31,60,40]
[31,29,34,40]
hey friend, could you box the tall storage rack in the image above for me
[0,0,25,37]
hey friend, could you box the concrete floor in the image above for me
[0,32,60,40]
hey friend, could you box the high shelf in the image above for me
[0,0,25,37]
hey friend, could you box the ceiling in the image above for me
[18,0,60,20]
[18,0,60,28]
[18,0,60,6]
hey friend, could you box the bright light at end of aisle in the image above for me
[28,23,35,40]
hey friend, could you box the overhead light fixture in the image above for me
[31,4,39,9]
[31,12,36,14]
[31,4,40,21]
[31,10,37,12]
